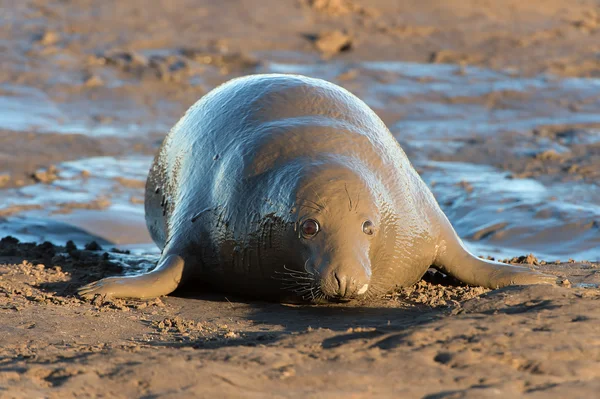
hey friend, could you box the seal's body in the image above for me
[79,74,555,301]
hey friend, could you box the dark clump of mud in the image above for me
[0,236,123,294]
[93,45,260,83]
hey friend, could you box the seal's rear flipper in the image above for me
[78,254,185,299]
[433,226,557,289]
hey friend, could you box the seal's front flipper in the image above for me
[434,226,557,289]
[78,254,185,299]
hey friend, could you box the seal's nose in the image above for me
[334,272,358,298]
[317,249,372,299]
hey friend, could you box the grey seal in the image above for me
[78,74,556,301]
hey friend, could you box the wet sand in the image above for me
[1,239,599,397]
[1,0,600,397]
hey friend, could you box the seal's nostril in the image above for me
[334,272,341,289]
[334,272,348,296]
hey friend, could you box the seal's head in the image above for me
[283,162,384,301]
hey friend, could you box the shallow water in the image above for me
[0,156,155,252]
[1,55,599,262]
[423,162,600,260]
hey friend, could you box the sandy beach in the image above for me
[1,0,599,397]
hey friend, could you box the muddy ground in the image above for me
[1,0,600,397]
[1,239,599,397]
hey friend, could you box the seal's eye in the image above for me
[301,219,320,238]
[362,220,374,235]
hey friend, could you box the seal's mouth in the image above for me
[328,282,370,300]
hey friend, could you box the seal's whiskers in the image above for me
[273,264,320,301]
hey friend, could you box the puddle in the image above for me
[266,61,600,140]
[0,156,157,254]
[1,55,599,263]
[0,83,170,137]
[574,283,600,289]
[421,162,600,261]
